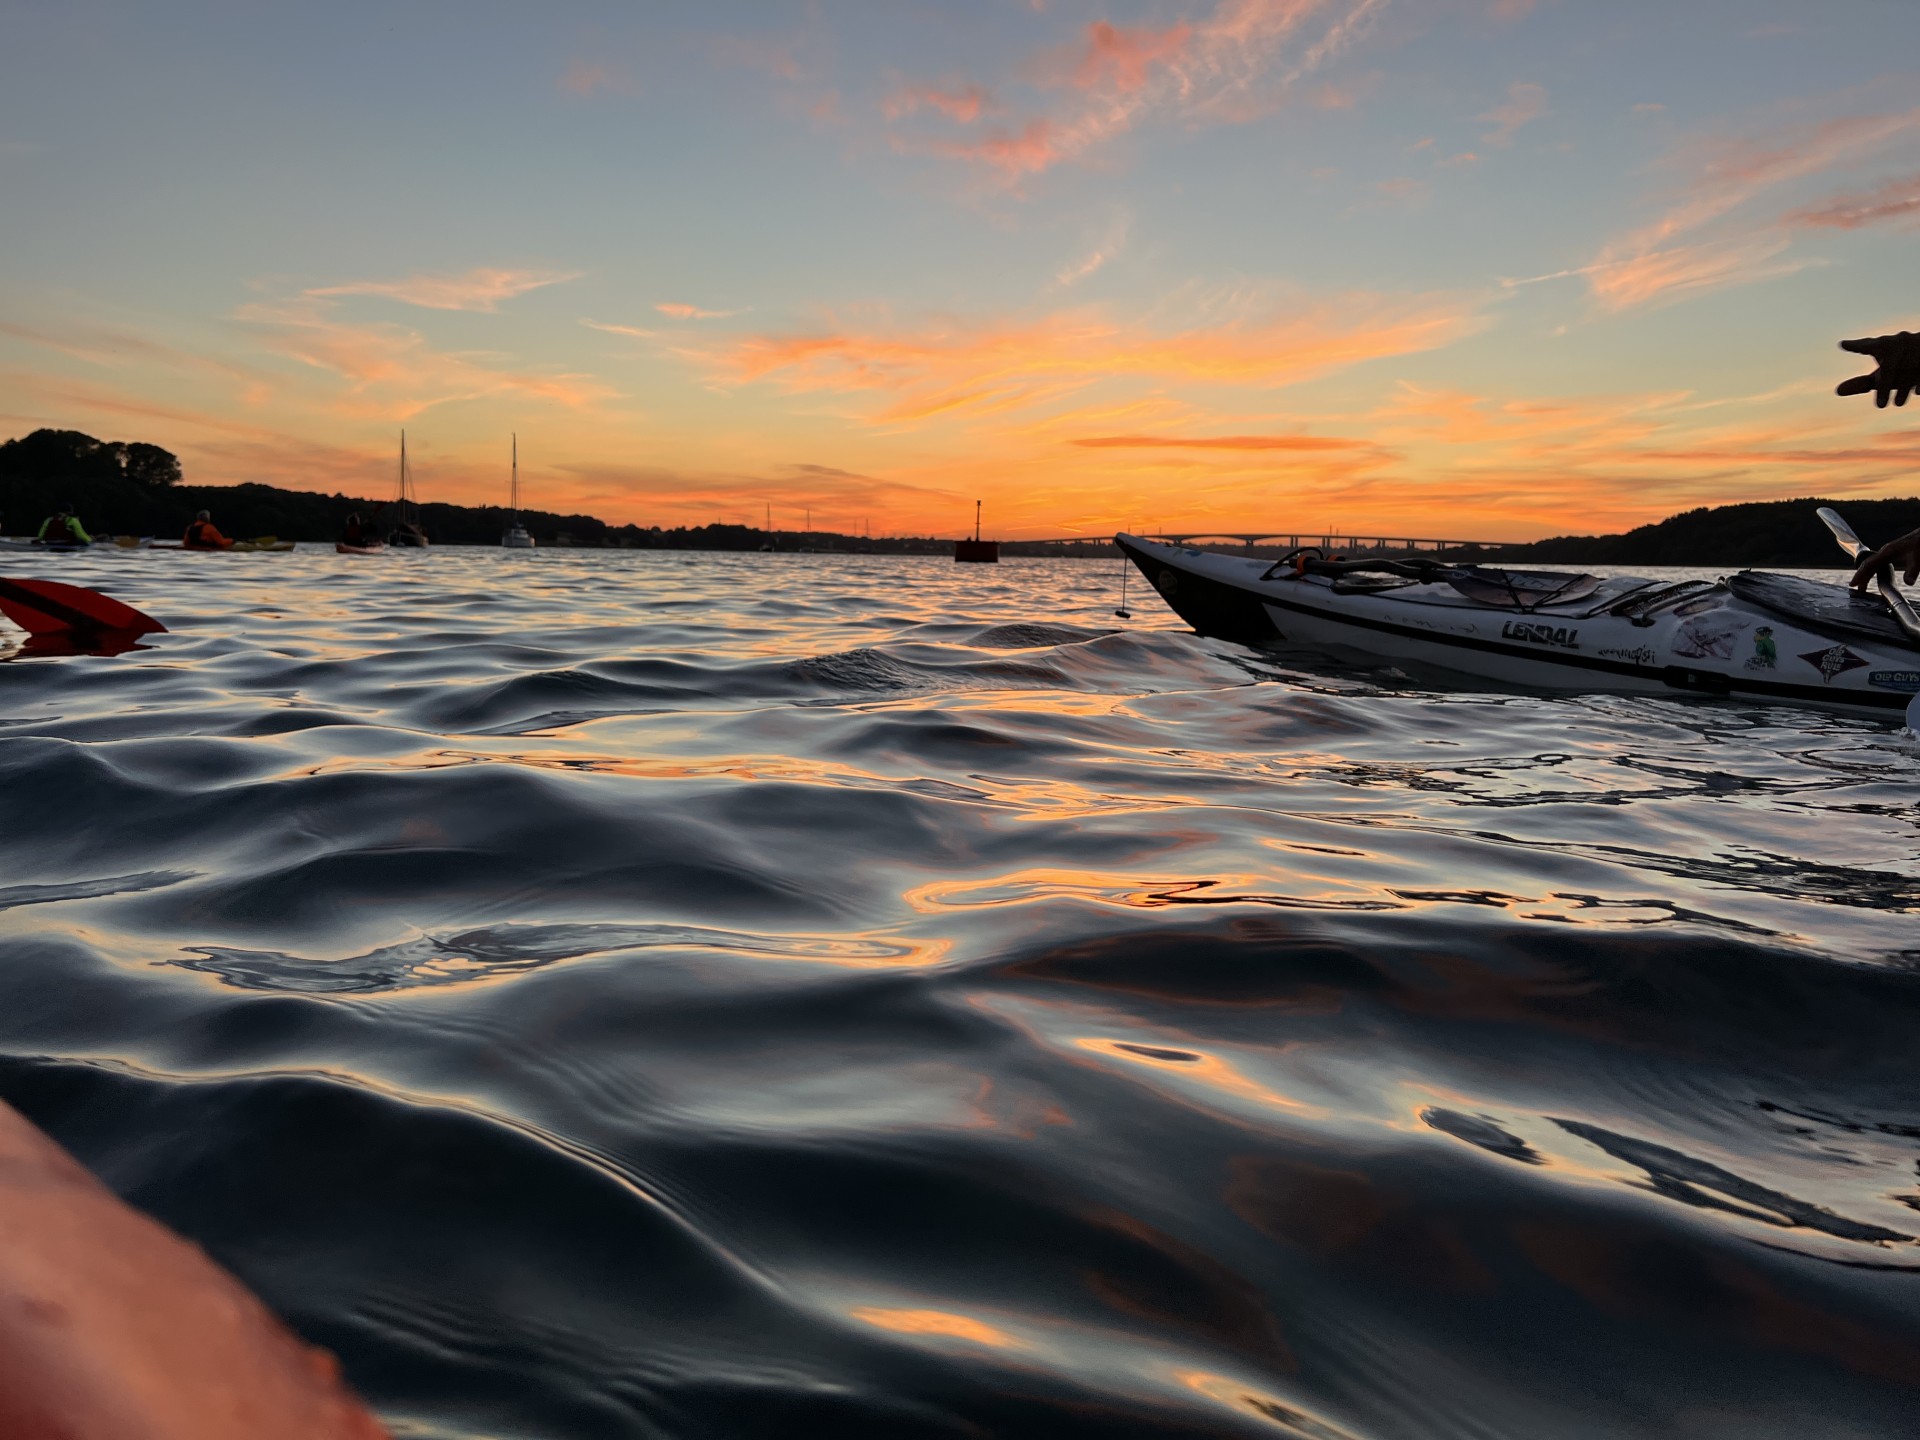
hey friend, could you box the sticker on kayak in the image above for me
[1744,626,1776,671]
[1500,620,1579,649]
[1868,669,1920,692]
[1673,619,1747,661]
[1799,643,1868,683]
[1153,568,1179,596]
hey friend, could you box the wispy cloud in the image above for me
[891,0,1386,184]
[655,302,745,321]
[883,84,991,123]
[559,60,634,98]
[1478,82,1547,147]
[709,287,1487,430]
[1055,216,1131,288]
[581,319,660,340]
[1584,236,1812,311]
[1071,432,1375,450]
[1785,171,1920,230]
[1577,104,1920,311]
[307,267,581,313]
[239,296,615,420]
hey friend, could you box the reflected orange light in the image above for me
[1173,1369,1356,1437]
[1075,1037,1323,1117]
[849,1306,1023,1349]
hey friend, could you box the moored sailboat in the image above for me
[503,433,534,549]
[386,431,430,548]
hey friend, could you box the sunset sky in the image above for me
[2,1,1916,541]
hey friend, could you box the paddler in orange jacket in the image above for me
[183,509,234,550]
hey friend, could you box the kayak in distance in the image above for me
[1116,517,1920,719]
[148,539,297,553]
[0,538,119,553]
[336,541,387,556]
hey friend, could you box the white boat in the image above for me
[503,433,535,549]
[1115,511,1920,719]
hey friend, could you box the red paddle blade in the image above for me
[0,577,166,637]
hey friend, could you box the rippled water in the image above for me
[3,546,1919,1439]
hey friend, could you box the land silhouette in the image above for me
[1,427,1908,565]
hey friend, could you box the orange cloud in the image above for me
[714,290,1487,428]
[1071,432,1375,450]
[307,268,581,313]
[238,297,616,420]
[1785,171,1920,229]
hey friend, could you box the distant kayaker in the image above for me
[183,509,234,550]
[340,512,375,548]
[1839,332,1920,590]
[36,504,92,547]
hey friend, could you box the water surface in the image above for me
[2,546,1918,1439]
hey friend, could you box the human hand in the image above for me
[1838,332,1920,407]
[1850,526,1920,591]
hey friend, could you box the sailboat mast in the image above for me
[975,499,981,542]
[511,433,519,518]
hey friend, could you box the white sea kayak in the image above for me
[1116,531,1920,718]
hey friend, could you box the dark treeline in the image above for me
[8,429,1913,564]
[0,429,964,551]
[1474,497,1920,568]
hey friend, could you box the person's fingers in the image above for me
[1898,383,1914,407]
[1838,373,1878,395]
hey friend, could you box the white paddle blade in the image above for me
[1817,506,1866,559]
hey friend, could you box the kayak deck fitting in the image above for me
[1115,533,1920,717]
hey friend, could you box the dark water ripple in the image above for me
[3,547,1920,1438]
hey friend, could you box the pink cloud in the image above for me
[1073,22,1193,93]
[1478,82,1547,147]
[1785,172,1920,230]
[883,84,991,124]
[560,61,631,98]
[892,0,1385,185]
[1571,104,1920,310]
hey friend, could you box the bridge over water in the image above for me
[1010,531,1506,554]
